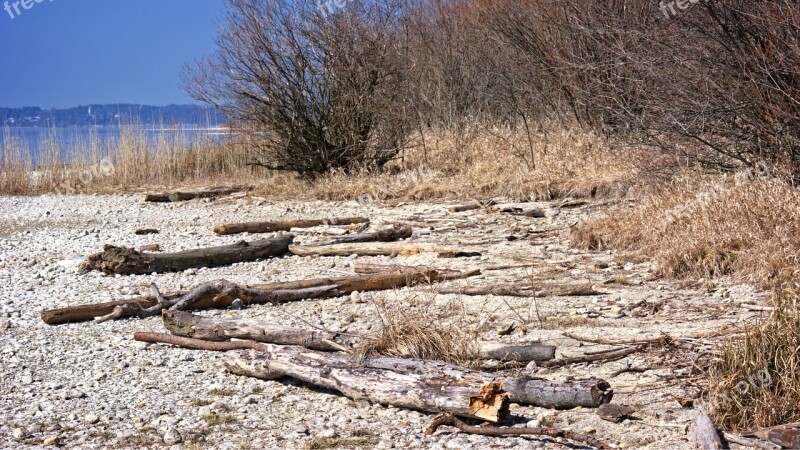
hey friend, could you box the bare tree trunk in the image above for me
[213,217,369,235]
[79,235,294,275]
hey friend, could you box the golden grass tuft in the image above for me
[707,289,800,431]
[358,292,481,366]
[572,172,800,288]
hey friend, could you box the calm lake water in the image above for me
[0,126,230,164]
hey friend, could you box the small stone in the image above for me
[350,291,364,304]
[230,299,245,310]
[318,428,337,439]
[21,375,33,384]
[12,428,25,440]
[609,306,622,315]
[163,428,182,445]
[93,372,107,381]
[244,395,258,405]
[43,436,59,446]
[583,426,597,434]
[526,419,541,428]
[84,414,100,424]
[294,425,309,435]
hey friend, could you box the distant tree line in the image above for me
[0,104,225,128]
[187,0,800,180]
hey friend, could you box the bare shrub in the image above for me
[707,289,800,431]
[186,0,411,177]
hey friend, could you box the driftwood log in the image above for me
[448,200,497,213]
[162,311,554,362]
[213,217,369,235]
[226,346,510,422]
[743,422,800,449]
[308,225,412,246]
[79,235,294,275]
[354,263,465,279]
[436,283,603,298]
[41,267,480,325]
[144,185,249,202]
[693,411,724,450]
[133,333,612,410]
[289,242,481,258]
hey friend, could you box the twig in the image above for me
[133,332,266,351]
[425,413,607,449]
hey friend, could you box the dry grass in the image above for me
[1,124,634,202]
[707,289,800,431]
[572,171,800,288]
[358,291,483,366]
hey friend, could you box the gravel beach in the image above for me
[0,193,765,449]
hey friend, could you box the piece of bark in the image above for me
[539,346,641,368]
[225,346,510,422]
[425,413,607,448]
[134,229,159,235]
[79,235,293,275]
[308,225,412,246]
[693,411,723,450]
[137,244,160,252]
[597,404,636,423]
[162,310,359,351]
[436,283,602,298]
[144,185,249,202]
[161,311,550,362]
[214,217,369,236]
[289,242,481,258]
[42,267,478,325]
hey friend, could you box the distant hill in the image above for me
[0,104,225,127]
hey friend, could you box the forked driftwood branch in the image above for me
[42,266,480,325]
[425,413,607,448]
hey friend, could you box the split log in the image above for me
[436,283,603,298]
[308,225,412,246]
[42,267,479,325]
[425,413,606,448]
[693,411,723,450]
[289,242,481,258]
[743,423,800,449]
[144,185,249,202]
[162,310,359,351]
[79,235,294,275]
[213,217,369,236]
[162,311,552,362]
[225,346,510,422]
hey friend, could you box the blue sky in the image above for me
[0,0,226,108]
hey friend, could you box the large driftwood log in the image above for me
[289,242,481,258]
[134,333,611,410]
[162,311,553,362]
[225,347,510,422]
[42,267,479,325]
[144,185,249,202]
[435,283,602,298]
[214,217,369,235]
[308,225,412,246]
[79,235,294,275]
